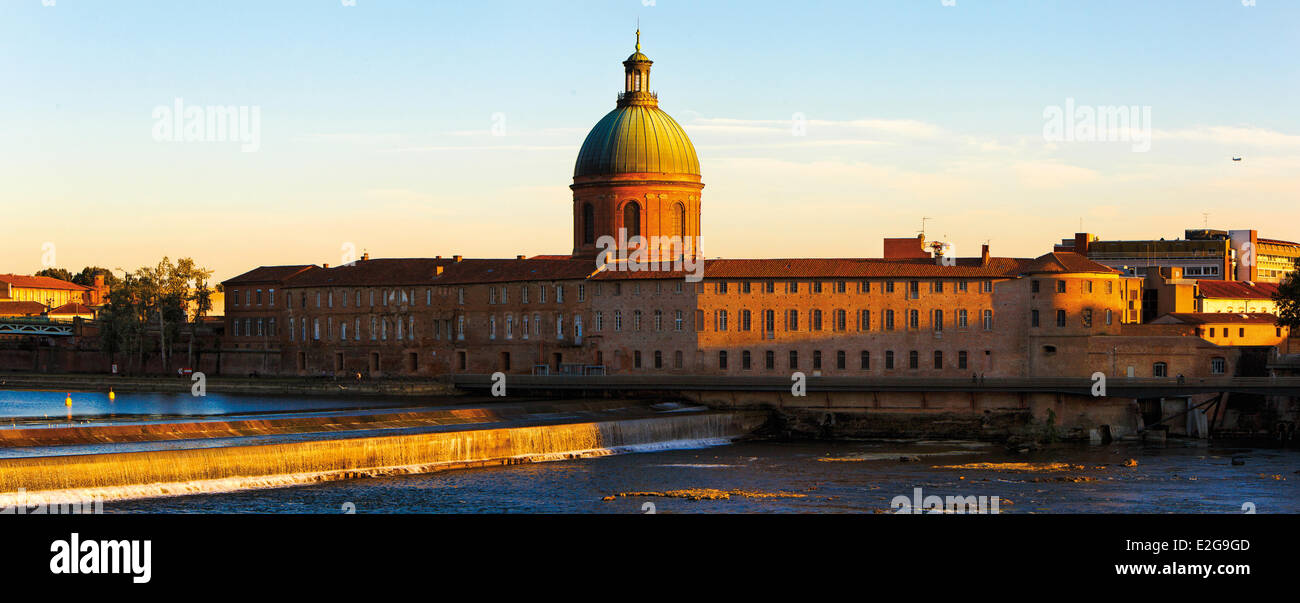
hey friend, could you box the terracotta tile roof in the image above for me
[1197,280,1280,300]
[273,258,595,288]
[0,301,47,316]
[1161,312,1280,325]
[48,303,94,315]
[1019,252,1121,275]
[434,259,597,285]
[0,274,90,291]
[282,259,451,288]
[222,265,317,286]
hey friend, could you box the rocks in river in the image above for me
[899,455,922,463]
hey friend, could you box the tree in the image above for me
[1274,258,1300,331]
[72,266,121,289]
[34,267,74,282]
[97,257,213,374]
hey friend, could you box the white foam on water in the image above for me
[0,435,740,506]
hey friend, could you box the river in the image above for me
[100,438,1300,514]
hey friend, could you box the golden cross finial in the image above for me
[636,22,641,52]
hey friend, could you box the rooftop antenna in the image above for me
[920,217,932,239]
[1202,212,1209,228]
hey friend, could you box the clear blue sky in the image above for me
[2,0,1297,280]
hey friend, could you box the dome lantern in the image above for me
[620,29,655,107]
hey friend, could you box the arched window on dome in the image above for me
[582,203,595,245]
[623,201,641,239]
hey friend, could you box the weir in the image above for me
[0,407,767,506]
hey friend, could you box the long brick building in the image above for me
[221,34,1262,383]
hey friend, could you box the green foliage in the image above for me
[97,257,214,373]
[1275,258,1300,331]
[34,267,74,281]
[71,266,121,289]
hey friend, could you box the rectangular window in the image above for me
[909,281,919,299]
[813,350,822,370]
[788,350,798,370]
[1057,280,1066,293]
[958,351,968,370]
[765,350,775,370]
[1032,310,1040,328]
[860,350,870,370]
[885,310,895,331]
[836,350,846,370]
[742,350,752,370]
[909,350,919,370]
[813,282,823,294]
[885,350,895,370]
[718,350,728,370]
[1056,309,1066,327]
[933,350,943,369]
[859,309,870,331]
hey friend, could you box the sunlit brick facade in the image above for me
[218,35,1259,382]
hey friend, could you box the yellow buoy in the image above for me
[108,389,116,401]
[65,394,72,406]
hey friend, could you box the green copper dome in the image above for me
[574,104,700,178]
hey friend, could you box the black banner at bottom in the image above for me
[0,514,1287,591]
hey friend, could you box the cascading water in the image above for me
[0,408,767,507]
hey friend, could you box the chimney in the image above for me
[1073,232,1093,254]
[453,255,463,262]
[361,252,370,261]
[516,255,526,260]
[323,263,330,269]
[981,244,990,266]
